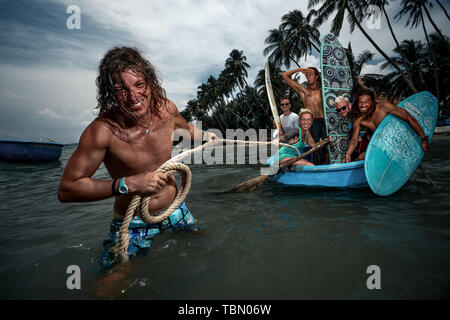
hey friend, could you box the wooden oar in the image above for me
[265,62,282,134]
[229,139,331,193]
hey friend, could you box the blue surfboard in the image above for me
[365,91,438,196]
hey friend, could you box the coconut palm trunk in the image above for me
[422,3,447,42]
[435,0,450,20]
[420,11,440,100]
[345,3,418,93]
[380,4,416,88]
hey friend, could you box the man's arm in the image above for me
[282,68,309,99]
[58,120,167,202]
[291,113,300,127]
[58,120,117,202]
[382,102,430,152]
[344,119,362,162]
[278,131,287,142]
[170,100,217,142]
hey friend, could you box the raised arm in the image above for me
[282,68,309,98]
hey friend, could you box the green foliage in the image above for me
[362,34,450,114]
[181,3,450,134]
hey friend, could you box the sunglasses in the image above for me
[336,105,347,112]
[280,103,290,107]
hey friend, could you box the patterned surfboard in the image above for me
[365,91,438,196]
[320,34,353,164]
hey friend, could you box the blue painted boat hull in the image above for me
[0,140,64,162]
[267,156,368,188]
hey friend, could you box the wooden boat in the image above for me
[267,156,368,188]
[0,140,64,162]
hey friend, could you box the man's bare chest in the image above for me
[105,122,174,175]
[304,89,321,101]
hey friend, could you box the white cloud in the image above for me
[53,0,315,105]
[0,62,98,142]
[1,0,449,143]
[0,63,97,125]
[360,61,391,76]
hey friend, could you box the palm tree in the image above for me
[368,0,416,85]
[395,0,441,100]
[183,99,214,128]
[280,9,321,59]
[197,81,227,133]
[308,0,419,93]
[208,74,251,129]
[224,49,259,124]
[362,35,450,112]
[435,0,450,20]
[428,33,450,113]
[380,39,428,98]
[225,49,250,93]
[345,42,374,91]
[254,63,288,102]
[396,0,447,42]
[239,86,263,118]
[218,69,235,103]
[402,39,428,88]
[263,26,301,68]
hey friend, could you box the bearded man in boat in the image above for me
[335,95,370,161]
[58,47,217,270]
[282,67,329,164]
[343,88,430,163]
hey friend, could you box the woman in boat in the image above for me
[275,108,317,166]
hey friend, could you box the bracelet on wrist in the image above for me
[112,178,119,196]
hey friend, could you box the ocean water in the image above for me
[0,136,449,300]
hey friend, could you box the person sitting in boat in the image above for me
[273,108,322,167]
[335,95,371,161]
[335,95,352,119]
[272,97,299,142]
[343,88,430,163]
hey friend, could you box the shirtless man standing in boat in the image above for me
[282,67,328,164]
[58,47,216,271]
[343,88,430,163]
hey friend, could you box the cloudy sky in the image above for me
[0,0,448,144]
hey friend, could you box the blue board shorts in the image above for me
[100,202,197,271]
